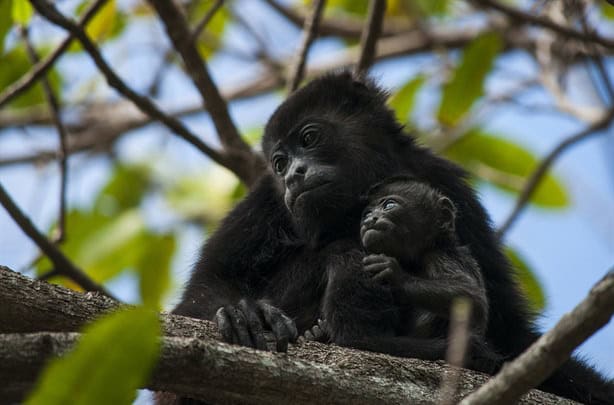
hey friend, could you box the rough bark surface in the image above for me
[0,266,575,404]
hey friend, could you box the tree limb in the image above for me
[461,270,614,404]
[29,0,234,177]
[147,0,266,187]
[0,266,574,404]
[0,188,112,297]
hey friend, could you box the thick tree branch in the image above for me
[0,266,574,404]
[0,188,111,297]
[286,0,326,93]
[147,0,266,187]
[461,270,614,405]
[355,0,386,76]
[496,108,614,239]
[0,0,109,109]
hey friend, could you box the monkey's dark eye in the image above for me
[300,124,320,147]
[382,200,398,210]
[272,156,288,174]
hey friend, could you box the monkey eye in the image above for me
[272,155,288,175]
[382,199,398,210]
[300,124,320,147]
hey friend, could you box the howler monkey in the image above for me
[311,178,499,373]
[172,72,613,403]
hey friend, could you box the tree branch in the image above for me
[0,188,112,297]
[286,0,326,93]
[473,0,614,49]
[0,266,574,404]
[496,108,614,239]
[147,0,266,187]
[355,0,387,76]
[0,0,109,109]
[460,270,614,404]
[29,0,233,177]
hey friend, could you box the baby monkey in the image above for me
[307,177,498,372]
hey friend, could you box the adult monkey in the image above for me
[173,72,613,403]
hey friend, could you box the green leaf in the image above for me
[437,32,502,126]
[413,0,450,16]
[26,307,160,405]
[445,129,568,207]
[505,247,546,314]
[165,166,240,225]
[12,0,33,25]
[601,3,614,20]
[94,164,151,215]
[193,4,229,59]
[0,47,62,108]
[70,0,119,51]
[389,75,425,123]
[137,233,175,309]
[0,0,12,54]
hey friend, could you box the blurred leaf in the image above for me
[0,47,62,108]
[602,3,614,20]
[26,307,160,405]
[438,32,502,126]
[326,0,368,16]
[166,166,240,225]
[94,164,151,215]
[0,0,11,54]
[12,0,33,25]
[192,2,229,59]
[137,233,175,309]
[445,129,568,207]
[412,0,450,16]
[71,0,123,51]
[505,247,546,313]
[389,75,425,123]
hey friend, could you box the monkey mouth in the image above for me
[286,181,332,209]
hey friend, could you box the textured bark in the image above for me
[0,266,575,404]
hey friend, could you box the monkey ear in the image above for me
[438,196,457,232]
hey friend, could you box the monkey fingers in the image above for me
[214,306,252,347]
[238,299,268,350]
[257,300,298,352]
[301,319,329,342]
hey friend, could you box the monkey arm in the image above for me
[394,250,488,332]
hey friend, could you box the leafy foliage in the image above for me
[438,32,502,126]
[445,129,568,207]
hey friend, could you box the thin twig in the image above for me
[473,0,614,49]
[439,298,473,405]
[286,0,326,93]
[20,27,68,243]
[0,183,113,297]
[29,0,230,173]
[355,0,387,76]
[496,109,614,239]
[0,0,109,109]
[460,270,614,405]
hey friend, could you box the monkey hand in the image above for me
[363,254,407,287]
[215,299,298,352]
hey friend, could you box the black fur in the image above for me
[173,72,614,404]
